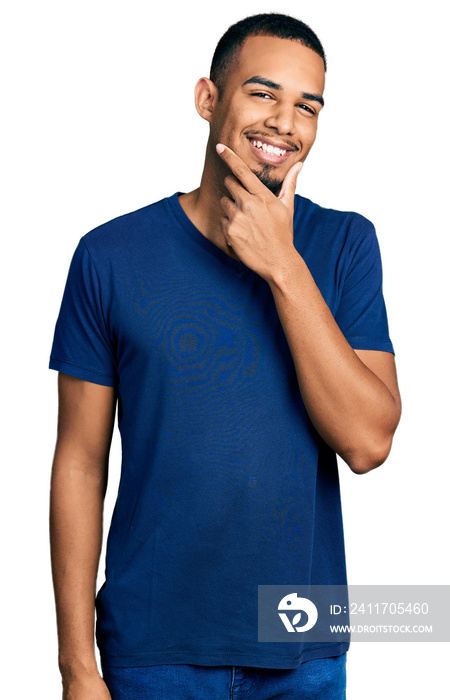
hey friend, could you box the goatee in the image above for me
[252,164,283,197]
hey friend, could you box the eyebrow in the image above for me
[242,75,325,107]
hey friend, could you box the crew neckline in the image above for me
[166,191,303,273]
[166,193,246,273]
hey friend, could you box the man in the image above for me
[49,13,401,700]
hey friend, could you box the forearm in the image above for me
[50,449,106,682]
[269,253,401,472]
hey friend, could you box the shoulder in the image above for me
[293,194,376,247]
[81,194,177,258]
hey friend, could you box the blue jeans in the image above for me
[102,654,346,699]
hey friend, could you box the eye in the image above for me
[252,91,273,100]
[297,104,315,115]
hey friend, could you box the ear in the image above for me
[194,77,219,123]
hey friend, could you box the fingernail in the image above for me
[216,143,225,154]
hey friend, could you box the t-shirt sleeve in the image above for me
[334,218,394,354]
[49,238,117,386]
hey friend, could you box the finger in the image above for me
[278,161,303,210]
[220,195,237,217]
[223,174,247,207]
[216,143,262,195]
[219,216,232,245]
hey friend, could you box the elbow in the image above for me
[343,434,396,475]
[347,447,390,475]
[344,398,401,475]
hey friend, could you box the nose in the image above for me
[264,102,296,135]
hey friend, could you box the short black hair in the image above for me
[210,13,327,97]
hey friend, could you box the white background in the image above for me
[2,0,449,697]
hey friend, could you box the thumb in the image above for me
[278,160,303,208]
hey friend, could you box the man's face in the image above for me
[210,35,325,195]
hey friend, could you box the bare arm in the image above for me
[216,144,401,473]
[268,259,401,472]
[50,373,116,699]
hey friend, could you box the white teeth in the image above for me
[250,139,286,157]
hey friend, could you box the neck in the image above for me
[178,139,239,259]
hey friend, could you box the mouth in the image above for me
[246,134,297,165]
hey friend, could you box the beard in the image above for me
[252,164,283,197]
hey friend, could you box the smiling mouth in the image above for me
[246,134,297,165]
[249,138,287,157]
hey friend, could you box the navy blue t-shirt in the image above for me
[50,193,393,669]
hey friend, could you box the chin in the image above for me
[252,166,283,196]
